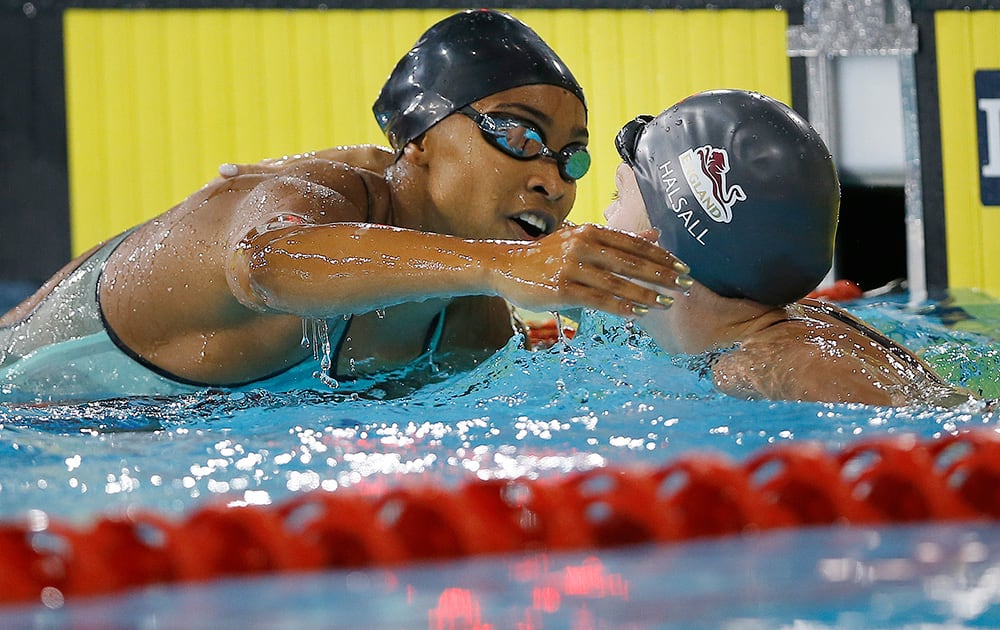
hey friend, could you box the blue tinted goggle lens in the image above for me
[461,107,590,182]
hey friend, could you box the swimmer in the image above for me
[605,89,976,406]
[0,10,687,402]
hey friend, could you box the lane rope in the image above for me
[3,429,1000,604]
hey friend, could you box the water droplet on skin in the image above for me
[309,318,340,389]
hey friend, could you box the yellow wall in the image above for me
[936,11,1000,298]
[63,8,789,254]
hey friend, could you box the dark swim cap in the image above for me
[616,90,840,306]
[373,9,586,151]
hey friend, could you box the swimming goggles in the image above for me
[615,115,654,167]
[458,106,591,182]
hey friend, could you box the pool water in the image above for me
[2,289,1000,627]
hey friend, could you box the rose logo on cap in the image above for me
[678,145,746,224]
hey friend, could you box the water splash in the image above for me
[300,318,310,349]
[308,318,340,389]
[1,296,998,524]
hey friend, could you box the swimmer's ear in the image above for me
[401,136,430,166]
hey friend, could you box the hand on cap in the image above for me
[490,223,691,318]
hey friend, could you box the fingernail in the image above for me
[219,163,239,177]
[673,260,690,274]
[631,304,649,315]
[656,294,674,307]
[675,275,694,289]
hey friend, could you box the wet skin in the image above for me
[605,162,974,407]
[6,85,687,386]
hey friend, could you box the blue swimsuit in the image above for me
[0,231,446,404]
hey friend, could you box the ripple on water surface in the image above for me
[0,300,998,523]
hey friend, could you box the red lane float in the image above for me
[3,430,1000,605]
[807,279,864,302]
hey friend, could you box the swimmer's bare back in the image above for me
[712,298,975,406]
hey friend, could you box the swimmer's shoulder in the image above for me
[257,153,395,224]
[216,144,395,192]
[312,144,395,174]
[711,306,900,404]
[197,146,396,227]
[711,338,896,405]
[270,145,394,182]
[750,298,872,346]
[719,299,969,405]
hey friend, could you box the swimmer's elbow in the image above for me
[228,239,275,313]
[228,223,311,313]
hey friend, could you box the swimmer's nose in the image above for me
[528,163,570,203]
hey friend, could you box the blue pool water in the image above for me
[2,288,1000,627]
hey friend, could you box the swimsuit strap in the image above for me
[423,308,448,357]
[327,307,448,381]
[794,300,952,386]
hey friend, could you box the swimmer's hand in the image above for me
[218,156,303,178]
[218,145,394,179]
[492,224,691,318]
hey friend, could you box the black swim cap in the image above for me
[373,9,586,151]
[616,90,840,306]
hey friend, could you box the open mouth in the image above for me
[511,211,553,239]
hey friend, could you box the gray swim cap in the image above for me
[373,9,586,151]
[615,90,840,306]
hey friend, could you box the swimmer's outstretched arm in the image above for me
[222,157,688,319]
[230,221,687,320]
